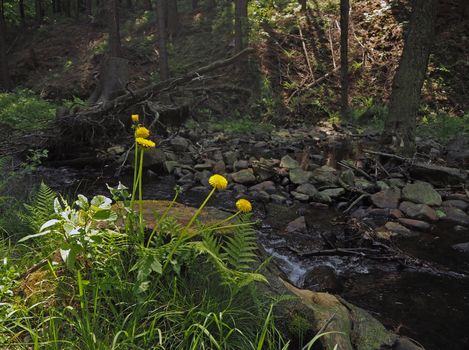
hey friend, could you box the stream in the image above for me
[38,165,469,350]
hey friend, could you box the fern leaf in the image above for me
[21,182,56,232]
[222,220,257,272]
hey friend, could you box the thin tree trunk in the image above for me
[126,0,132,9]
[0,0,10,90]
[35,0,43,22]
[19,0,26,25]
[340,0,349,119]
[384,0,438,155]
[108,0,121,57]
[157,0,169,80]
[192,0,198,10]
[145,0,152,11]
[167,0,179,39]
[234,0,248,53]
[85,0,92,17]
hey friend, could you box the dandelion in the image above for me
[236,199,252,213]
[136,137,156,149]
[209,174,228,190]
[131,114,139,122]
[135,126,150,139]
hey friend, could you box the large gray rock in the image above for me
[289,168,313,185]
[385,222,417,237]
[285,216,307,233]
[320,188,345,198]
[442,200,469,211]
[371,188,401,209]
[398,218,431,231]
[311,166,337,185]
[291,191,310,202]
[249,180,276,194]
[452,242,469,253]
[280,155,299,169]
[296,183,318,196]
[441,207,469,226]
[170,136,191,152]
[399,201,439,221]
[231,168,256,184]
[402,181,442,206]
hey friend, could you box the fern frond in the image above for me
[222,218,257,272]
[21,182,56,232]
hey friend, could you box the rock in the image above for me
[280,155,299,169]
[233,159,250,171]
[393,337,425,350]
[409,163,467,186]
[441,207,469,226]
[384,222,416,237]
[289,168,313,185]
[387,178,406,188]
[377,180,390,191]
[320,187,345,198]
[170,136,191,152]
[402,181,442,206]
[339,169,355,187]
[271,194,287,204]
[142,148,166,170]
[232,184,247,193]
[390,209,404,219]
[398,218,431,231]
[442,200,469,211]
[311,166,337,185]
[311,192,332,204]
[285,216,307,233]
[249,180,276,194]
[399,201,439,221]
[194,170,211,186]
[231,168,256,184]
[446,135,469,167]
[213,160,226,174]
[163,160,179,174]
[223,151,239,168]
[370,188,401,209]
[254,141,268,148]
[296,183,318,197]
[291,191,310,202]
[194,162,213,170]
[252,190,270,202]
[303,266,343,293]
[252,158,278,181]
[107,145,125,155]
[452,242,469,253]
[355,178,376,192]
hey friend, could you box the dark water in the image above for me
[38,166,469,350]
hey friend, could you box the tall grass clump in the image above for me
[0,114,307,349]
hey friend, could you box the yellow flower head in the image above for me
[135,126,150,139]
[209,174,228,190]
[236,199,252,213]
[136,137,156,149]
[131,114,139,122]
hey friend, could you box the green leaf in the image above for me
[90,195,112,210]
[93,209,117,221]
[75,194,89,210]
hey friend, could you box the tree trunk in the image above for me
[384,0,438,155]
[19,0,26,25]
[167,0,179,39]
[191,0,198,10]
[145,0,152,11]
[157,0,169,80]
[85,0,92,17]
[126,0,132,9]
[65,0,71,17]
[206,0,215,11]
[108,0,121,57]
[35,0,43,22]
[459,0,469,18]
[234,0,248,53]
[0,0,10,91]
[339,0,349,119]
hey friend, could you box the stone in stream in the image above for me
[399,201,439,221]
[163,160,179,174]
[339,169,355,187]
[441,207,469,226]
[252,158,278,181]
[249,180,276,194]
[170,136,191,152]
[289,168,313,185]
[233,159,250,171]
[291,191,309,202]
[284,216,307,233]
[384,222,418,237]
[303,266,343,293]
[398,218,431,231]
[213,160,226,174]
[310,165,337,185]
[355,178,376,192]
[320,187,345,198]
[311,191,332,204]
[271,194,287,204]
[387,178,406,188]
[402,181,442,206]
[231,168,256,184]
[452,242,469,253]
[296,183,318,196]
[442,199,469,211]
[223,150,239,168]
[280,155,299,169]
[371,187,401,209]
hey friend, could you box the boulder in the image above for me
[398,218,431,231]
[303,266,343,293]
[452,242,469,253]
[291,191,310,202]
[402,181,442,206]
[170,136,191,152]
[280,155,299,169]
[249,180,276,194]
[371,188,401,209]
[441,207,469,226]
[442,200,469,211]
[285,216,307,233]
[289,168,313,185]
[296,183,318,196]
[311,166,338,185]
[231,168,256,184]
[385,222,417,237]
[320,187,345,198]
[399,201,439,221]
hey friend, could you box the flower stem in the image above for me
[146,190,180,248]
[207,211,241,230]
[186,187,216,229]
[130,142,139,210]
[138,148,145,242]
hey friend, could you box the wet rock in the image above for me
[142,148,166,170]
[409,163,467,186]
[311,166,337,185]
[339,169,355,187]
[233,160,250,171]
[441,207,469,226]
[194,170,211,186]
[320,187,345,198]
[402,181,442,206]
[303,266,343,293]
[291,191,310,202]
[285,216,307,233]
[271,194,287,204]
[231,168,256,184]
[194,162,213,171]
[355,178,376,192]
[232,184,247,193]
[296,183,319,197]
[170,136,191,152]
[371,188,401,209]
[289,168,313,185]
[163,160,179,174]
[442,199,469,211]
[385,222,416,237]
[387,178,406,188]
[213,160,226,174]
[249,180,276,194]
[252,158,278,181]
[254,141,268,148]
[393,337,425,350]
[399,201,439,221]
[223,151,239,168]
[280,155,299,169]
[311,192,332,204]
[452,242,469,253]
[398,218,431,231]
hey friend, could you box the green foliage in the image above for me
[418,111,469,142]
[0,89,56,131]
[21,182,56,233]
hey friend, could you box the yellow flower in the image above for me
[136,137,156,149]
[236,199,252,213]
[131,114,139,122]
[135,126,150,139]
[209,174,228,190]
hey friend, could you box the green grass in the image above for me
[417,112,469,142]
[209,117,274,134]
